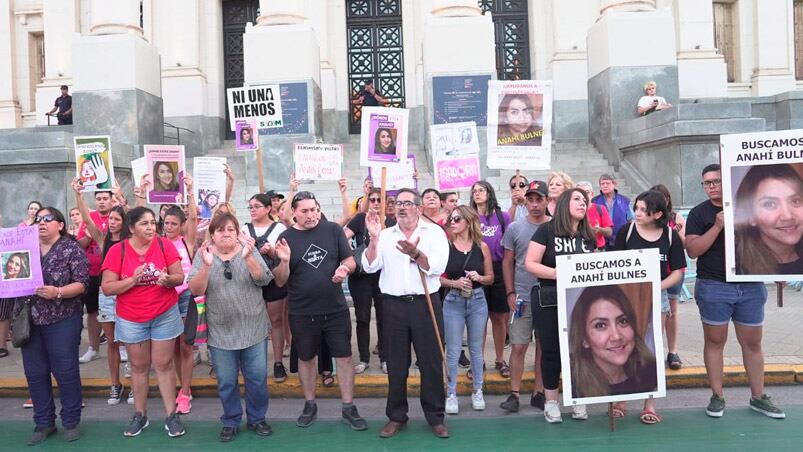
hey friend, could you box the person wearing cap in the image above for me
[272,191,367,431]
[264,190,285,222]
[500,181,550,413]
[47,85,73,125]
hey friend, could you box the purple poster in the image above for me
[359,106,409,167]
[235,119,259,151]
[0,226,44,298]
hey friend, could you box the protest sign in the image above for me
[193,157,227,220]
[131,157,147,188]
[431,122,481,190]
[74,135,115,192]
[369,154,417,191]
[432,75,490,125]
[486,80,552,170]
[360,106,409,167]
[294,144,343,181]
[721,129,803,281]
[556,249,665,406]
[0,226,44,298]
[265,82,310,135]
[145,145,186,205]
[235,119,259,151]
[226,85,283,131]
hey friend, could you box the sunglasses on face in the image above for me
[34,214,57,224]
[448,215,463,224]
[223,260,232,280]
[368,197,382,203]
[510,182,527,190]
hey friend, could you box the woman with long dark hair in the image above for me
[496,94,543,147]
[373,127,396,155]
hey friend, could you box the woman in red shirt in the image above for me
[101,207,186,438]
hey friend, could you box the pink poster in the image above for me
[435,156,480,191]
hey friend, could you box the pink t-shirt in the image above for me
[587,203,614,249]
[101,238,181,322]
[76,210,109,276]
[168,236,192,294]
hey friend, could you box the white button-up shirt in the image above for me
[361,219,449,296]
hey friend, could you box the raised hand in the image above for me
[396,236,420,258]
[89,153,109,185]
[338,178,348,193]
[71,177,83,193]
[184,175,194,191]
[223,164,234,182]
[274,238,291,262]
[332,264,349,284]
[366,211,382,238]
[199,241,214,266]
[239,230,256,258]
[289,173,299,192]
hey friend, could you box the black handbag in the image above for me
[12,297,32,348]
[532,285,558,308]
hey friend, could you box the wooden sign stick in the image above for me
[380,166,387,225]
[777,282,784,308]
[255,147,265,193]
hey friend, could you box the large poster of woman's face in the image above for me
[556,249,665,406]
[486,80,552,170]
[144,144,186,205]
[359,106,409,167]
[721,130,803,281]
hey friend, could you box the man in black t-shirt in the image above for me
[273,191,367,431]
[685,164,784,419]
[351,81,388,108]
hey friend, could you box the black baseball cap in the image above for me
[525,180,548,198]
[265,190,285,200]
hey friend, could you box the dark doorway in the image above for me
[222,0,260,139]
[346,0,406,135]
[478,0,531,81]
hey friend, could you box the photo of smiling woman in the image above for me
[733,163,803,275]
[2,252,31,280]
[496,94,543,147]
[568,284,657,399]
[373,127,396,155]
[152,161,180,193]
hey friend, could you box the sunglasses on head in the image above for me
[448,215,463,224]
[510,182,527,190]
[223,260,232,280]
[34,214,57,224]
[292,191,316,208]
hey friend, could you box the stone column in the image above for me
[243,0,322,190]
[422,0,495,176]
[673,0,727,99]
[35,0,80,126]
[586,0,677,165]
[72,0,163,151]
[0,0,21,128]
[750,0,796,96]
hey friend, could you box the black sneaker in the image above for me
[108,384,124,405]
[219,426,238,442]
[28,425,57,445]
[164,412,186,437]
[247,421,273,436]
[274,362,287,383]
[124,412,149,437]
[99,334,108,345]
[531,391,546,410]
[64,426,80,442]
[297,400,317,428]
[342,405,368,431]
[458,350,471,368]
[500,394,520,413]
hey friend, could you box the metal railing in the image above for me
[163,122,194,145]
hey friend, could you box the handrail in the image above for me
[163,122,195,145]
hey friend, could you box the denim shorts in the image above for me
[660,289,670,314]
[115,303,183,344]
[98,290,117,323]
[694,278,767,327]
[666,271,685,299]
[177,289,193,317]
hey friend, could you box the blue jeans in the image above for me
[21,310,83,429]
[210,338,269,428]
[443,287,488,395]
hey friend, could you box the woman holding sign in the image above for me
[21,207,89,444]
[734,164,803,275]
[525,188,596,423]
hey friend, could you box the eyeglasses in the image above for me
[34,214,57,224]
[247,204,265,211]
[510,182,527,190]
[292,191,316,208]
[223,260,232,280]
[394,201,417,208]
[448,215,463,224]
[368,197,382,203]
[701,179,722,188]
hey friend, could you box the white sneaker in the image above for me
[119,346,128,363]
[353,361,369,374]
[445,394,459,415]
[123,362,132,378]
[471,390,486,411]
[127,389,135,405]
[381,361,388,374]
[544,400,563,424]
[79,347,99,363]
[572,404,588,420]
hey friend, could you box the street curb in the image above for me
[0,364,800,398]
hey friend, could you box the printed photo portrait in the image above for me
[152,161,180,193]
[496,93,544,147]
[235,120,259,151]
[460,127,473,145]
[566,282,658,400]
[373,127,397,156]
[1,251,32,281]
[731,162,803,276]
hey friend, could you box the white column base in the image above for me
[677,51,728,98]
[750,70,797,97]
[0,100,22,128]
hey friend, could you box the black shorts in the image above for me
[289,309,352,361]
[484,261,509,313]
[263,280,288,302]
[82,276,101,314]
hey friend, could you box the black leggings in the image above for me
[531,294,561,390]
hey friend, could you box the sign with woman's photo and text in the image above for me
[486,80,552,170]
[556,249,665,407]
[431,121,481,190]
[74,135,115,192]
[0,226,44,298]
[359,106,408,167]
[145,145,186,205]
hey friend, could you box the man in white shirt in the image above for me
[362,188,450,439]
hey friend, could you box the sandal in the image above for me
[466,363,486,381]
[321,372,335,387]
[666,353,682,370]
[0,348,8,358]
[639,409,663,425]
[611,402,627,418]
[495,360,511,378]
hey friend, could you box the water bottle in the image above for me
[460,272,473,298]
[514,297,524,318]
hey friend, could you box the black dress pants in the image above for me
[348,272,384,363]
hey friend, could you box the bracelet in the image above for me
[506,291,516,297]
[57,287,63,299]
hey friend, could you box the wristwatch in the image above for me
[57,287,63,299]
